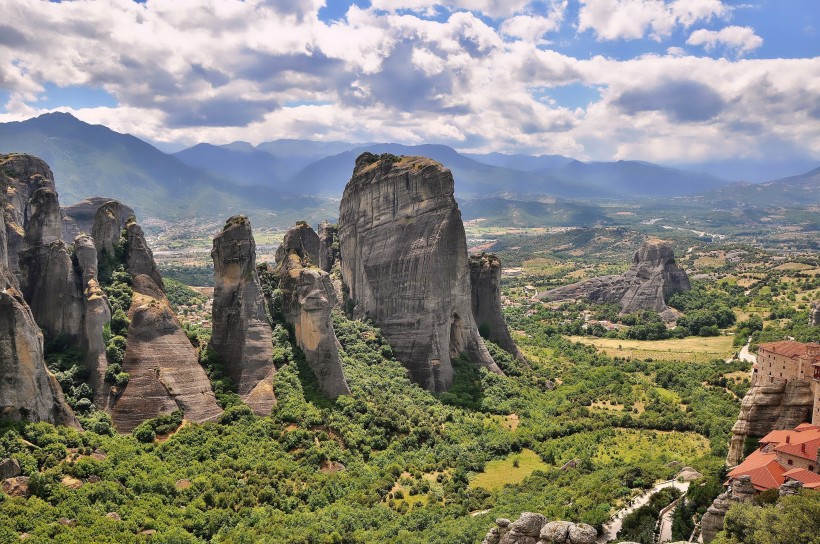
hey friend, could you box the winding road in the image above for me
[597,480,690,543]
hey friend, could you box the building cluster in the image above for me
[753,341,820,425]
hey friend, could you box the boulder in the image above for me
[210,216,277,415]
[111,274,221,432]
[0,458,21,480]
[726,379,813,466]
[779,479,803,496]
[675,466,703,481]
[317,220,339,272]
[539,521,572,543]
[469,253,525,361]
[1,476,31,498]
[275,221,320,267]
[338,153,502,392]
[566,523,597,544]
[499,512,547,544]
[539,239,690,321]
[277,224,351,400]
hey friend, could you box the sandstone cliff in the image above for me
[0,267,79,428]
[210,216,277,415]
[111,275,221,432]
[62,197,134,243]
[18,188,84,343]
[317,220,339,272]
[726,379,813,466]
[469,253,525,362]
[124,218,163,289]
[338,153,501,392]
[277,223,350,400]
[92,200,132,264]
[539,239,690,321]
[701,475,756,543]
[275,221,320,267]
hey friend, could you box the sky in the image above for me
[0,0,818,164]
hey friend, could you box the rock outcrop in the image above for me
[275,221,320,267]
[0,265,79,427]
[92,200,131,265]
[469,253,525,361]
[726,379,813,466]
[111,274,221,432]
[210,216,277,415]
[338,153,502,392]
[277,223,351,400]
[73,233,113,408]
[18,188,84,343]
[123,218,163,289]
[62,197,134,243]
[317,220,339,272]
[539,239,690,321]
[701,475,756,543]
[483,514,598,544]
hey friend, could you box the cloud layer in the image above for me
[0,0,817,163]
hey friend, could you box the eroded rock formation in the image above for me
[0,264,78,427]
[469,253,525,361]
[18,188,84,342]
[275,221,320,267]
[701,475,756,543]
[317,220,339,272]
[483,514,598,544]
[62,197,134,243]
[277,223,350,400]
[338,153,501,392]
[124,218,163,289]
[111,275,221,432]
[726,379,813,466]
[539,239,690,321]
[92,200,131,264]
[210,216,277,415]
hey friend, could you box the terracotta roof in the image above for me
[758,341,820,360]
[760,430,792,444]
[775,437,820,462]
[728,449,788,491]
[783,468,820,486]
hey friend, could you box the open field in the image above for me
[469,449,550,491]
[566,335,735,363]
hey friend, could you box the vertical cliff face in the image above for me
[62,197,134,243]
[469,253,525,362]
[317,221,339,272]
[73,233,113,408]
[18,188,84,343]
[338,153,501,392]
[210,216,277,415]
[275,222,320,267]
[277,223,350,400]
[111,275,222,432]
[726,379,813,466]
[123,218,163,289]
[0,267,79,428]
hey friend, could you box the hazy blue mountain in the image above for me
[174,143,287,188]
[0,113,324,224]
[550,159,730,197]
[704,166,820,207]
[669,158,819,183]
[462,152,573,172]
[255,139,365,180]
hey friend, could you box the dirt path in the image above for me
[597,480,689,543]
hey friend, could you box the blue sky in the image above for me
[0,0,818,166]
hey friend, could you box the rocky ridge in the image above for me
[482,514,599,544]
[726,379,813,466]
[276,222,350,399]
[700,475,756,543]
[338,153,502,392]
[539,239,690,321]
[210,216,277,415]
[469,253,525,361]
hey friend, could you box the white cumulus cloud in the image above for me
[686,25,763,56]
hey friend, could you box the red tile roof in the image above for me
[783,468,820,486]
[775,437,820,463]
[728,449,788,491]
[758,341,820,360]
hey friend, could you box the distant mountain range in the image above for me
[0,113,816,227]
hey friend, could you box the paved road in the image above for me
[725,338,756,365]
[659,502,678,543]
[597,480,689,543]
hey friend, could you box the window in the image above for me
[787,460,793,465]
